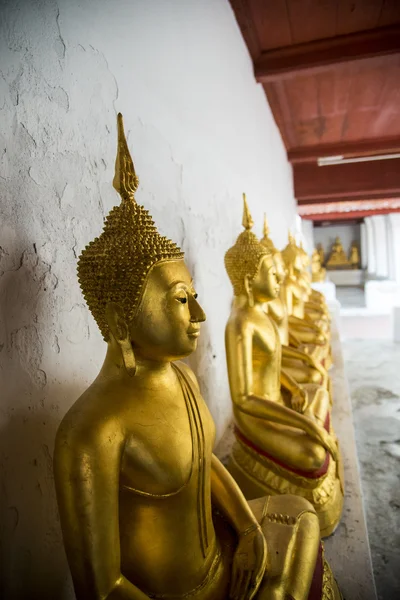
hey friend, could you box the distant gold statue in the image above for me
[280,235,332,369]
[260,216,328,389]
[326,237,350,269]
[224,198,343,537]
[349,241,360,269]
[312,249,326,282]
[53,115,341,600]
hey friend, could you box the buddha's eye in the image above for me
[193,293,198,300]
[177,296,187,304]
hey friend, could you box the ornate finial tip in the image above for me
[263,213,269,236]
[242,193,254,230]
[113,112,139,200]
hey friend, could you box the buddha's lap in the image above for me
[234,412,327,472]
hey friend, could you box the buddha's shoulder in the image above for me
[226,306,260,333]
[174,360,200,392]
[56,380,126,447]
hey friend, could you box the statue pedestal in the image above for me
[327,269,364,286]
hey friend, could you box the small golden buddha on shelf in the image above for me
[326,237,350,269]
[53,115,342,600]
[224,198,343,537]
[349,241,360,269]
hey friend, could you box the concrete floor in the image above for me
[343,340,400,600]
[336,285,366,308]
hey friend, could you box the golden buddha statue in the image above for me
[312,249,326,282]
[280,235,331,368]
[224,199,343,537]
[349,241,360,269]
[53,115,342,600]
[297,243,330,324]
[260,215,328,389]
[326,237,350,269]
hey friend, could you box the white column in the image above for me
[364,217,376,277]
[370,215,389,278]
[300,218,315,255]
[360,222,368,270]
[387,213,400,284]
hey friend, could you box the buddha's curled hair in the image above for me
[224,194,271,297]
[77,114,183,341]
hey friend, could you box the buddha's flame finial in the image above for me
[113,113,139,201]
[288,230,295,245]
[263,213,270,237]
[242,193,254,230]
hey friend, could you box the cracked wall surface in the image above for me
[0,0,296,597]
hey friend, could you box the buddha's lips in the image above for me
[187,328,200,338]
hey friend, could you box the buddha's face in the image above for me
[272,252,286,285]
[129,259,206,361]
[292,252,304,274]
[251,254,280,303]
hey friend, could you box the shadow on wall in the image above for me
[0,241,75,599]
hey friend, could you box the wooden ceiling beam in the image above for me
[288,137,400,164]
[255,24,400,83]
[302,208,400,222]
[294,157,400,205]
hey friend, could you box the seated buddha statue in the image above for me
[260,215,328,391]
[349,241,360,269]
[312,249,326,282]
[53,114,342,600]
[311,248,326,282]
[326,237,350,269]
[224,199,343,537]
[280,236,332,368]
[297,243,330,327]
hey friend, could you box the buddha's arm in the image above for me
[288,330,301,347]
[237,395,336,459]
[305,300,326,313]
[289,315,323,335]
[282,344,316,366]
[54,421,149,600]
[288,279,307,302]
[211,454,258,532]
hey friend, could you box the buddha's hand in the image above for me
[229,523,267,600]
[313,425,338,463]
[291,387,308,413]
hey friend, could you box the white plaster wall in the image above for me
[0,0,296,597]
[314,223,361,259]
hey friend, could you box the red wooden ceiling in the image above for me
[230,0,400,215]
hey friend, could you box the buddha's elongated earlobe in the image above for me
[120,338,136,377]
[244,275,254,308]
[105,301,136,377]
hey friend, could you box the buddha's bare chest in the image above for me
[251,315,278,358]
[119,387,214,497]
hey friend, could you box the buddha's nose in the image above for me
[189,296,206,322]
